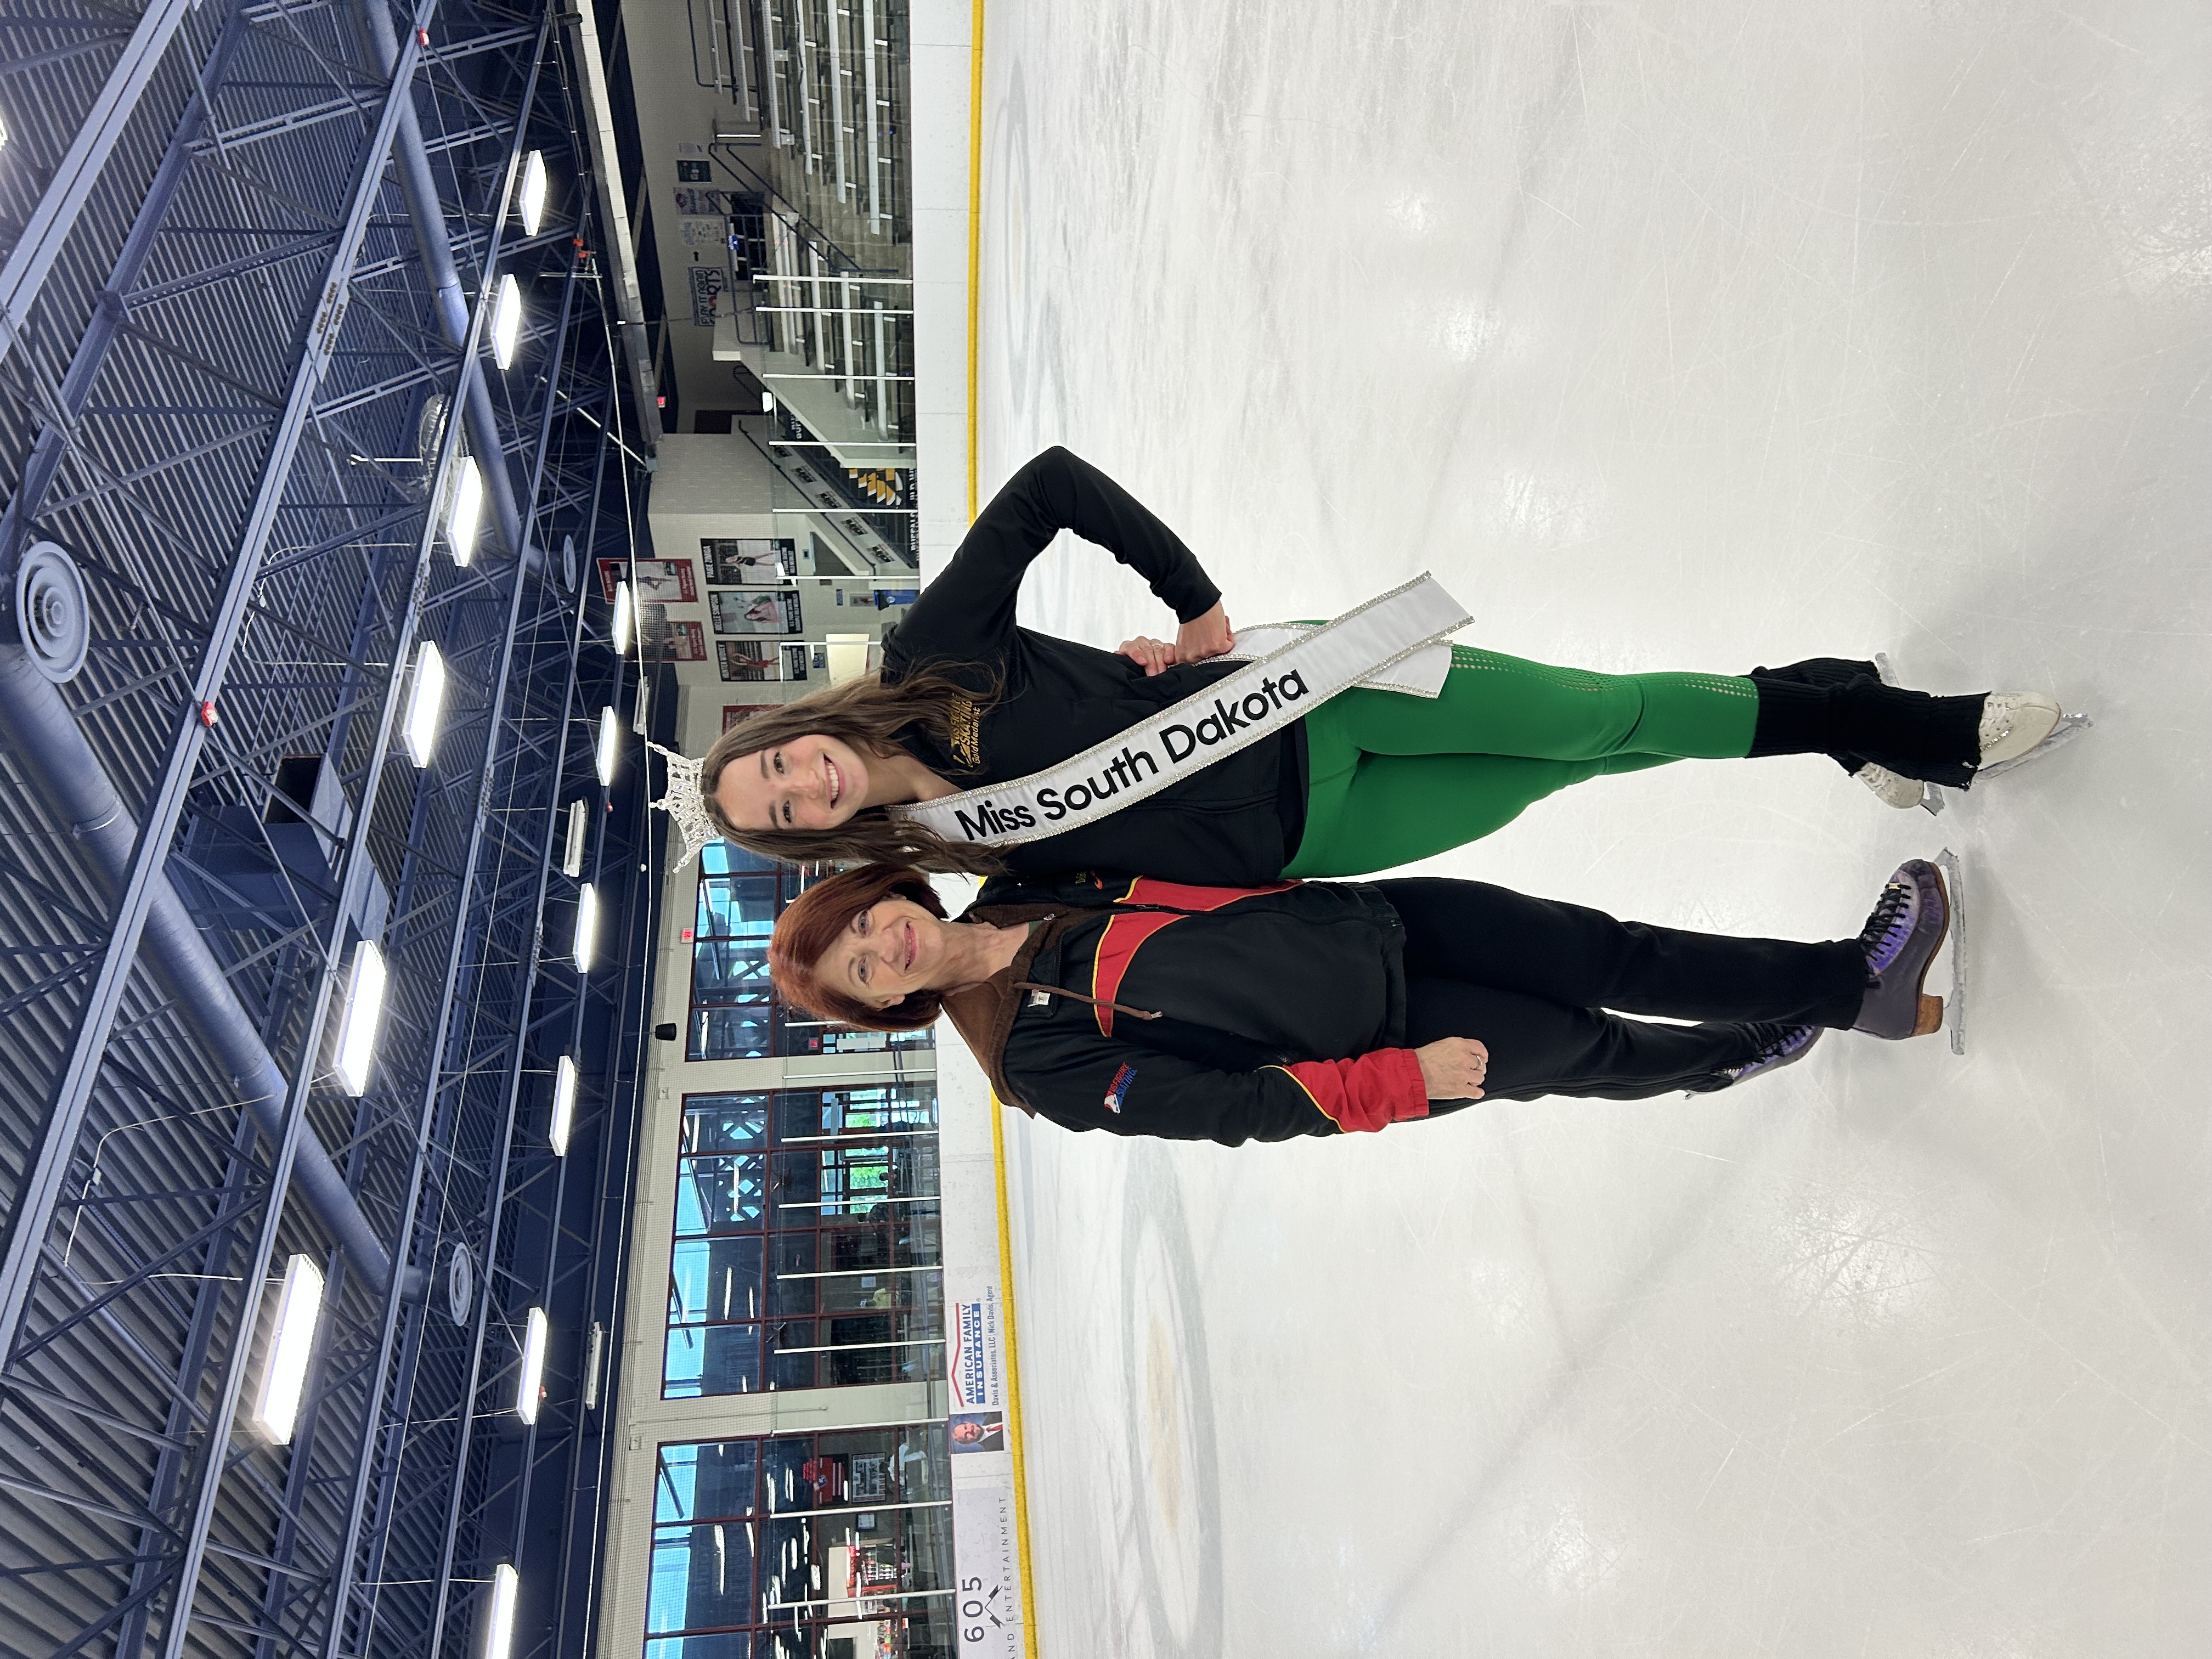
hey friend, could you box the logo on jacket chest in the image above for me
[1103,1063,1137,1113]
[948,696,982,767]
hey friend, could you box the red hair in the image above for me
[769,864,949,1032]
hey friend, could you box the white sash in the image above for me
[888,572,1470,849]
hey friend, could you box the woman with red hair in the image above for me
[768,859,1953,1145]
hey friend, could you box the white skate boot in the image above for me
[1978,692,2063,766]
[1852,763,1932,810]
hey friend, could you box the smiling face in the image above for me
[812,894,951,1011]
[715,733,873,833]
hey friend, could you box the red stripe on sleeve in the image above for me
[1272,1049,1429,1134]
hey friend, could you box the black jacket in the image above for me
[883,447,1307,885]
[940,873,1425,1147]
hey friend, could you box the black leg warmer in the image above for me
[1748,659,1986,787]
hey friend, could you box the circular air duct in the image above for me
[444,1242,475,1327]
[15,540,91,684]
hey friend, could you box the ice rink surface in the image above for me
[968,1,2211,1652]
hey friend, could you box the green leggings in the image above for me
[1283,645,1760,877]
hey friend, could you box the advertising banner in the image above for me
[933,1009,1031,1659]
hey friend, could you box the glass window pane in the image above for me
[654,1443,700,1525]
[692,940,771,998]
[645,1637,766,1659]
[650,1430,953,1651]
[673,1154,768,1236]
[647,1523,758,1635]
[681,1095,770,1154]
[697,873,781,938]
[689,1005,781,1062]
[670,1089,944,1402]
[689,1440,761,1521]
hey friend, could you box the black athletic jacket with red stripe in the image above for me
[938,874,1432,1146]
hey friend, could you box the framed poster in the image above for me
[949,1412,1006,1454]
[722,704,775,732]
[710,588,802,635]
[638,604,699,662]
[718,642,780,682]
[686,264,725,327]
[639,607,706,661]
[699,537,794,586]
[597,557,697,605]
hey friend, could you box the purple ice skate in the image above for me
[1724,1023,1822,1085]
[1853,859,1949,1040]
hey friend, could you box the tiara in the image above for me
[647,741,721,868]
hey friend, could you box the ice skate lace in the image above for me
[1726,1023,1814,1080]
[1858,881,1916,974]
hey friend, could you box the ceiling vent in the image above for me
[14,541,90,684]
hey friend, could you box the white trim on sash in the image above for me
[887,573,1470,849]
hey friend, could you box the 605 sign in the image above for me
[961,1576,1010,1651]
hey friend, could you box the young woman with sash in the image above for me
[761,857,1956,1142]
[699,447,2068,882]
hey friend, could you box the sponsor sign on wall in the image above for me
[934,1020,1029,1659]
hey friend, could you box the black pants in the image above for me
[1372,878,1869,1104]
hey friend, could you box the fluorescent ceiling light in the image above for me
[253,1254,325,1444]
[573,884,598,973]
[491,274,522,369]
[595,705,619,785]
[550,1055,577,1155]
[516,1307,549,1424]
[484,1562,519,1659]
[334,940,387,1094]
[444,458,484,565]
[610,583,631,654]
[404,641,446,765]
[518,151,547,236]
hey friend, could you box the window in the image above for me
[690,843,795,1059]
[665,1088,943,1399]
[689,846,933,1059]
[648,1427,956,1659]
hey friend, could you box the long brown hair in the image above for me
[700,666,1006,875]
[768,864,949,1031]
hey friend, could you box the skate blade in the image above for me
[1976,711,2093,780]
[1918,782,1946,816]
[1933,848,1966,1056]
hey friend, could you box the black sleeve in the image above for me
[1006,1038,1340,1147]
[888,447,1222,675]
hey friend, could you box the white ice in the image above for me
[972,1,2212,1654]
